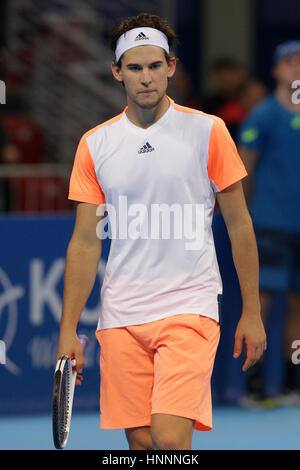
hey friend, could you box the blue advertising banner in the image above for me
[0,215,110,414]
[0,213,287,415]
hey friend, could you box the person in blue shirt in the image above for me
[238,41,300,407]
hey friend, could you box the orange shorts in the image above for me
[95,314,220,431]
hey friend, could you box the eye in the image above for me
[128,65,141,71]
[150,63,161,69]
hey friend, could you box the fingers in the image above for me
[75,374,83,386]
[242,342,266,371]
[255,342,266,361]
[233,318,267,371]
[233,334,243,358]
[56,334,86,375]
[72,339,85,373]
[75,355,84,374]
[242,355,256,372]
[75,346,85,374]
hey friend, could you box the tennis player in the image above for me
[56,13,266,450]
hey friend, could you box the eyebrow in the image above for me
[126,61,163,68]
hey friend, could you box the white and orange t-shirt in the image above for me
[69,96,247,330]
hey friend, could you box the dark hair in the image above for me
[111,12,177,67]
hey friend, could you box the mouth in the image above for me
[138,90,156,95]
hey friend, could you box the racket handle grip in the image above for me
[78,334,89,351]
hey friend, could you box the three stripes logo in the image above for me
[138,142,155,154]
[135,32,149,41]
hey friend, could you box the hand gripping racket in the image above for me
[52,334,89,449]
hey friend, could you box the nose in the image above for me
[141,68,152,86]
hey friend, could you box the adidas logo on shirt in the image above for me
[138,142,155,154]
[135,32,149,41]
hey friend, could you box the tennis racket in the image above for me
[52,334,89,449]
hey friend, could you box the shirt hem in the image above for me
[68,192,105,205]
[215,169,248,192]
[96,309,219,331]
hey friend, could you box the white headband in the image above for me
[115,27,170,62]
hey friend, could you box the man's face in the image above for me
[111,45,176,109]
[273,53,300,88]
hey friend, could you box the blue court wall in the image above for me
[0,213,286,414]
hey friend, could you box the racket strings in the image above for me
[58,362,72,440]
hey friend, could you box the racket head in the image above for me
[52,355,73,449]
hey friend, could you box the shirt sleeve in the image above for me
[207,116,248,192]
[68,135,105,205]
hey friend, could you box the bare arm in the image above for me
[238,146,258,204]
[57,202,103,380]
[216,181,266,371]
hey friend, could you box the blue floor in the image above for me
[0,406,299,450]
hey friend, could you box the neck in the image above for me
[275,84,300,113]
[125,95,170,129]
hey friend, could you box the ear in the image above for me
[111,61,123,83]
[167,57,177,79]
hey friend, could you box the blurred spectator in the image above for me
[238,77,268,114]
[0,78,45,211]
[0,80,70,212]
[1,72,45,164]
[203,58,248,106]
[0,121,21,163]
[201,58,267,141]
[2,111,44,164]
[167,61,202,108]
[168,58,267,142]
[238,41,300,408]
